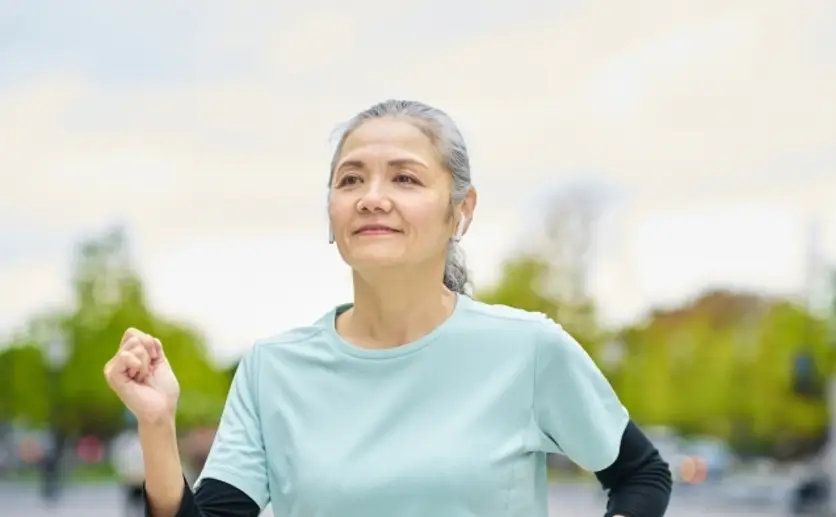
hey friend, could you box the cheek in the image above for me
[400,197,450,234]
[328,199,353,228]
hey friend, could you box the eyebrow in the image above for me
[336,158,429,172]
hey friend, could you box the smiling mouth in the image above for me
[354,227,400,235]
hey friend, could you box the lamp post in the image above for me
[41,334,68,503]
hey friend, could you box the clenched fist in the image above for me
[104,328,180,424]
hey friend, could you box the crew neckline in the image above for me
[326,293,469,359]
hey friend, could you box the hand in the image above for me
[104,328,180,424]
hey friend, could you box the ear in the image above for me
[455,187,477,239]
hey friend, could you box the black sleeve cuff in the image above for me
[595,420,673,517]
[142,476,261,517]
[143,476,197,517]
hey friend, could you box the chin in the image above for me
[347,248,407,270]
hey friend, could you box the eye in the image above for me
[394,173,420,185]
[336,174,362,188]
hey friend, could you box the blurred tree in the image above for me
[618,290,828,447]
[222,361,239,387]
[478,183,612,356]
[478,255,555,314]
[0,339,50,426]
[1,227,230,437]
[757,301,827,437]
[537,182,612,345]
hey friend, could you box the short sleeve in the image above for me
[532,319,629,472]
[197,346,270,510]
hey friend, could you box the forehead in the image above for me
[339,117,440,164]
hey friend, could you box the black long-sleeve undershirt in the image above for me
[145,419,671,517]
[594,420,672,516]
[143,477,260,517]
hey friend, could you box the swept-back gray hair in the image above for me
[328,99,472,294]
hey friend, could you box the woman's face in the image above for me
[328,117,468,273]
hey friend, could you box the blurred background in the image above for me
[1,1,835,516]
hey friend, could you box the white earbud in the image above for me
[326,195,335,244]
[454,216,468,242]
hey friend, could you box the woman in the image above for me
[104,99,672,517]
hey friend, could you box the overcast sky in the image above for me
[1,0,834,361]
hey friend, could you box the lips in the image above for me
[354,224,400,235]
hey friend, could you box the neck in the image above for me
[342,266,457,348]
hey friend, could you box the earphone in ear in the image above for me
[454,215,468,242]
[326,195,335,244]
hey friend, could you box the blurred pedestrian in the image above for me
[111,426,145,517]
[104,99,673,517]
[39,432,64,504]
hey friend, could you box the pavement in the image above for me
[0,480,790,516]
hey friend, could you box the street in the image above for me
[0,481,789,516]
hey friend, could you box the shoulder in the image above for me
[232,311,336,378]
[457,298,568,353]
[460,298,563,339]
[461,297,550,327]
[245,305,340,356]
[251,325,329,353]
[225,314,336,401]
[460,298,580,362]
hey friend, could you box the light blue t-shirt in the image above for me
[198,295,629,517]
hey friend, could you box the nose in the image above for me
[356,177,393,213]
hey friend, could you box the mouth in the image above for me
[354,225,401,236]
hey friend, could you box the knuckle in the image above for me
[125,339,144,353]
[122,327,144,341]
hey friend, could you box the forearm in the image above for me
[139,418,188,517]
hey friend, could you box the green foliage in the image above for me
[478,256,557,316]
[478,254,833,450]
[0,227,232,437]
[0,340,50,426]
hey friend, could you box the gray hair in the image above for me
[328,99,473,295]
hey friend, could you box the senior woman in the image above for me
[104,99,672,517]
